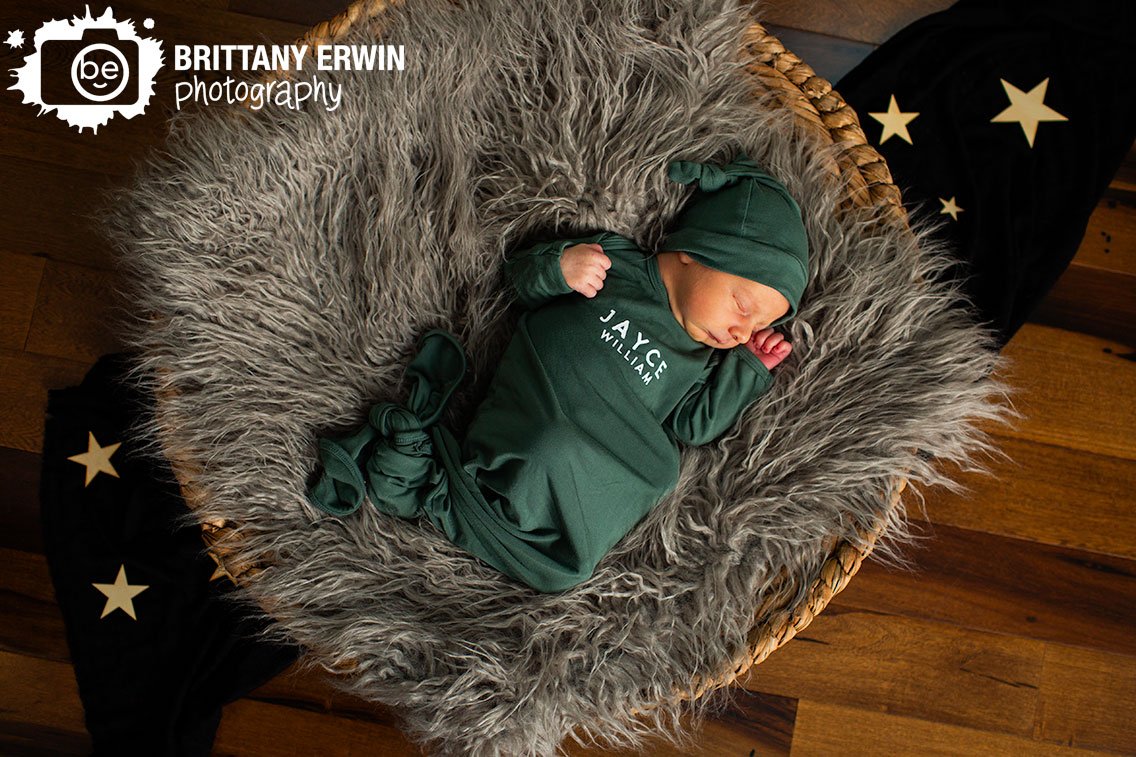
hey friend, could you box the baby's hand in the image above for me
[744,327,793,371]
[560,243,611,298]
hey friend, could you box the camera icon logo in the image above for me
[9,5,164,134]
[52,28,138,105]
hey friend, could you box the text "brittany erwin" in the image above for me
[172,44,405,72]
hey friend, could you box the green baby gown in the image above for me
[306,231,776,592]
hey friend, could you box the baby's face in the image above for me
[658,251,790,348]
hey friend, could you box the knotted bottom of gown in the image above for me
[304,328,594,593]
[305,328,467,518]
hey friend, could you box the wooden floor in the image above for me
[2,0,1133,754]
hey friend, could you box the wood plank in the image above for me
[212,696,421,756]
[743,606,1044,738]
[743,606,1136,754]
[1079,196,1135,276]
[834,522,1136,657]
[0,250,45,352]
[0,157,119,271]
[1038,643,1136,753]
[992,323,1134,461]
[239,656,400,725]
[0,650,89,754]
[561,687,796,756]
[0,348,91,453]
[0,448,46,555]
[0,548,70,664]
[912,434,1136,560]
[0,92,169,178]
[1028,263,1136,347]
[23,259,126,363]
[792,699,1113,756]
[228,0,352,28]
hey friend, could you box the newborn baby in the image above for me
[306,152,809,593]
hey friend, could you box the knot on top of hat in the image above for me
[666,151,774,193]
[667,159,730,192]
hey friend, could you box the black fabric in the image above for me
[40,351,303,755]
[834,0,1136,347]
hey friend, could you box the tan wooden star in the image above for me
[206,548,238,585]
[991,77,1068,148]
[92,564,149,620]
[868,94,919,145]
[939,196,964,221]
[67,431,121,486]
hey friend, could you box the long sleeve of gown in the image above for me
[503,232,609,309]
[665,346,775,446]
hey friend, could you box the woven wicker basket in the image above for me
[152,0,912,723]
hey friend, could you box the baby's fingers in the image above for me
[587,255,609,286]
[760,332,785,353]
[589,271,606,293]
[578,270,606,297]
[591,249,611,270]
[747,327,774,348]
[595,247,613,273]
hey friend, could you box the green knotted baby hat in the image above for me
[661,151,809,327]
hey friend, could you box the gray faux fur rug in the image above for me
[94,0,1020,753]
